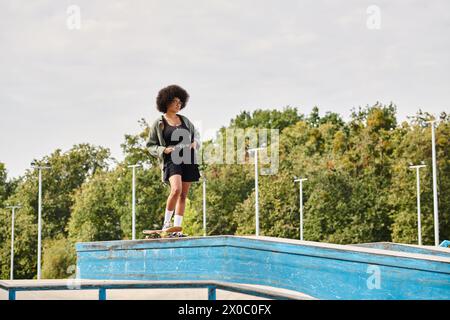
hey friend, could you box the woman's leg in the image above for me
[166,174,182,211]
[175,181,192,217]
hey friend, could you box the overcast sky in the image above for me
[1,0,449,179]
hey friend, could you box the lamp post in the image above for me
[427,120,439,246]
[31,162,51,280]
[6,204,21,280]
[128,164,143,240]
[409,164,426,246]
[294,177,308,241]
[248,146,266,236]
[202,173,207,237]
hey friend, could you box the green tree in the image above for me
[0,144,112,279]
[42,236,76,279]
[186,162,254,236]
[230,106,303,130]
[27,144,112,239]
[0,163,7,203]
[388,112,450,244]
[186,107,303,236]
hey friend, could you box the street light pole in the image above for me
[202,173,207,237]
[428,120,440,246]
[128,164,142,240]
[6,205,21,280]
[31,162,50,280]
[409,165,426,246]
[294,177,308,241]
[248,147,266,236]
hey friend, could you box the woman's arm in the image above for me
[187,118,201,151]
[192,125,201,151]
[146,122,166,160]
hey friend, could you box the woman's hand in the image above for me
[163,147,174,154]
[190,141,198,149]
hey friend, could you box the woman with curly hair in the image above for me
[146,84,201,236]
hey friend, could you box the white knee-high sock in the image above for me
[174,214,183,227]
[164,209,174,224]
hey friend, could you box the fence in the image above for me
[0,279,313,300]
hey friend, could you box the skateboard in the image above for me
[142,226,188,239]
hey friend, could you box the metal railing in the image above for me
[0,279,313,300]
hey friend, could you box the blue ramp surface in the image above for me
[76,236,450,300]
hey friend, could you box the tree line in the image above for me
[0,102,448,279]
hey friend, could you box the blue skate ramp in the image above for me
[76,235,450,300]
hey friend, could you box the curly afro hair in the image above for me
[156,84,190,113]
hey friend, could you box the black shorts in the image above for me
[163,161,201,183]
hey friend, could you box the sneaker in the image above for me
[162,220,173,231]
